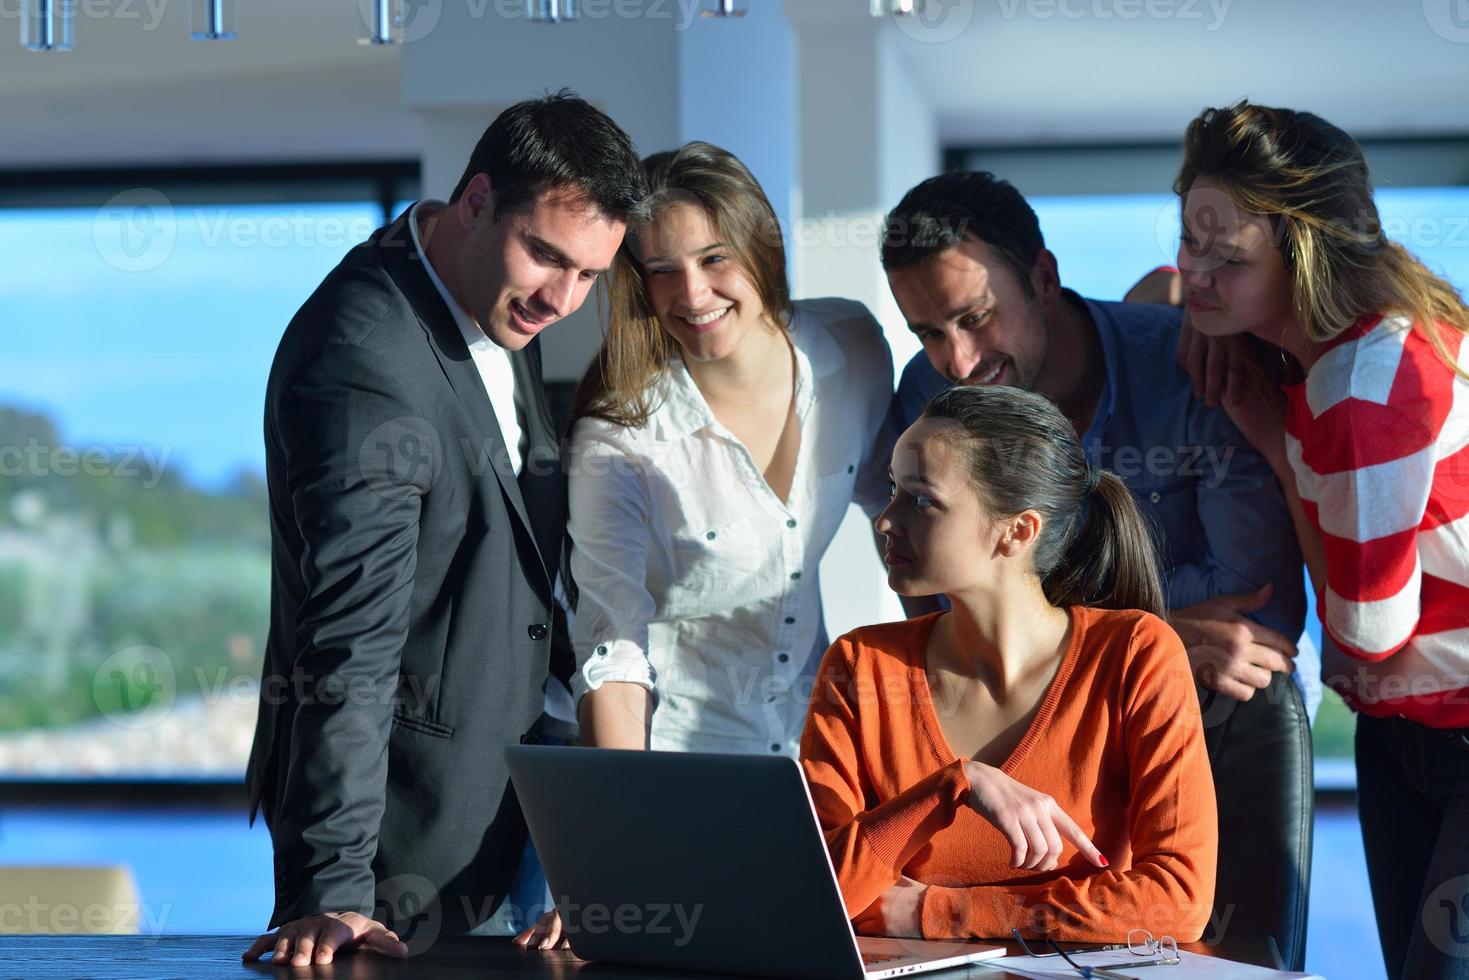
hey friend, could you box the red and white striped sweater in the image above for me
[1285,313,1469,727]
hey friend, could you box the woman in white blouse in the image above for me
[565,141,894,757]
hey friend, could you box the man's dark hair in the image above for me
[881,171,1045,297]
[449,89,646,224]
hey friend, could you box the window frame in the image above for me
[0,160,419,220]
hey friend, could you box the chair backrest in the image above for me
[0,865,140,934]
[1198,671,1314,972]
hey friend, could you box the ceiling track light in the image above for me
[360,0,401,44]
[21,0,75,52]
[190,0,235,41]
[701,0,747,16]
[528,0,578,22]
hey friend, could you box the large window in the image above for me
[0,165,415,779]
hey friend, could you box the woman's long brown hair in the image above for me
[572,141,793,428]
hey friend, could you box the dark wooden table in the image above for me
[0,934,1288,979]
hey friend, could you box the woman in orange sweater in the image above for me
[800,384,1218,943]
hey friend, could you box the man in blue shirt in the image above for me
[881,171,1318,718]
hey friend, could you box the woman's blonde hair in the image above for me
[1175,100,1469,380]
[572,141,792,428]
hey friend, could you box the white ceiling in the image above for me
[0,0,1464,169]
[893,0,1469,146]
[0,1,418,167]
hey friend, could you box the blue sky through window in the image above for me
[3,190,1468,492]
[1,201,380,490]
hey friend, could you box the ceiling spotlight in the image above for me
[701,0,747,15]
[190,0,235,41]
[357,0,440,44]
[870,0,921,14]
[528,0,578,22]
[359,0,400,44]
[21,0,75,52]
[360,0,393,44]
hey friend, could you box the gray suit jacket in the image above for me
[245,207,565,938]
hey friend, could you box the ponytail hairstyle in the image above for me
[1176,100,1469,382]
[922,385,1165,617]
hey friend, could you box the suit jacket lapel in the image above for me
[510,341,566,583]
[373,212,552,592]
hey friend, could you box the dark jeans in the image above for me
[1356,713,1469,980]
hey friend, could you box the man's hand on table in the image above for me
[242,911,408,966]
[514,909,572,950]
[1169,584,1298,702]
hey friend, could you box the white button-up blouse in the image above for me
[567,298,895,756]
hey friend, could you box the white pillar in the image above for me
[787,1,941,636]
[787,0,939,364]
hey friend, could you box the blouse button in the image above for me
[790,571,801,581]
[783,616,795,625]
[847,464,855,474]
[1149,491,1162,504]
[595,644,608,656]
[770,744,781,753]
[786,518,797,529]
[706,530,717,540]
[777,653,789,663]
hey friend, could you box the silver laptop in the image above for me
[504,745,1006,979]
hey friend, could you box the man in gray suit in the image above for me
[243,92,645,966]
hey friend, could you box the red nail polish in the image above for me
[1099,855,1110,867]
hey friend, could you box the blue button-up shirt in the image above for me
[891,291,1318,717]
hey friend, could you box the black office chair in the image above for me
[1197,670,1314,972]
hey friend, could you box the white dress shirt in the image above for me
[409,200,581,726]
[409,200,524,474]
[568,298,895,756]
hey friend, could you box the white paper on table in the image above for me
[978,948,1323,980]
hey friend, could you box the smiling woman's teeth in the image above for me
[683,308,729,326]
[976,362,1002,384]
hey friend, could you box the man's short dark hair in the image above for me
[881,171,1045,297]
[449,89,647,224]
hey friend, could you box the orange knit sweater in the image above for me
[799,606,1217,943]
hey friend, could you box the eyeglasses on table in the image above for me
[1010,928,1181,976]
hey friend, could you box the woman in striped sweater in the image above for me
[1173,101,1469,980]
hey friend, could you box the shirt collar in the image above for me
[793,303,846,380]
[1071,289,1121,450]
[653,359,714,442]
[652,304,825,443]
[408,199,497,354]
